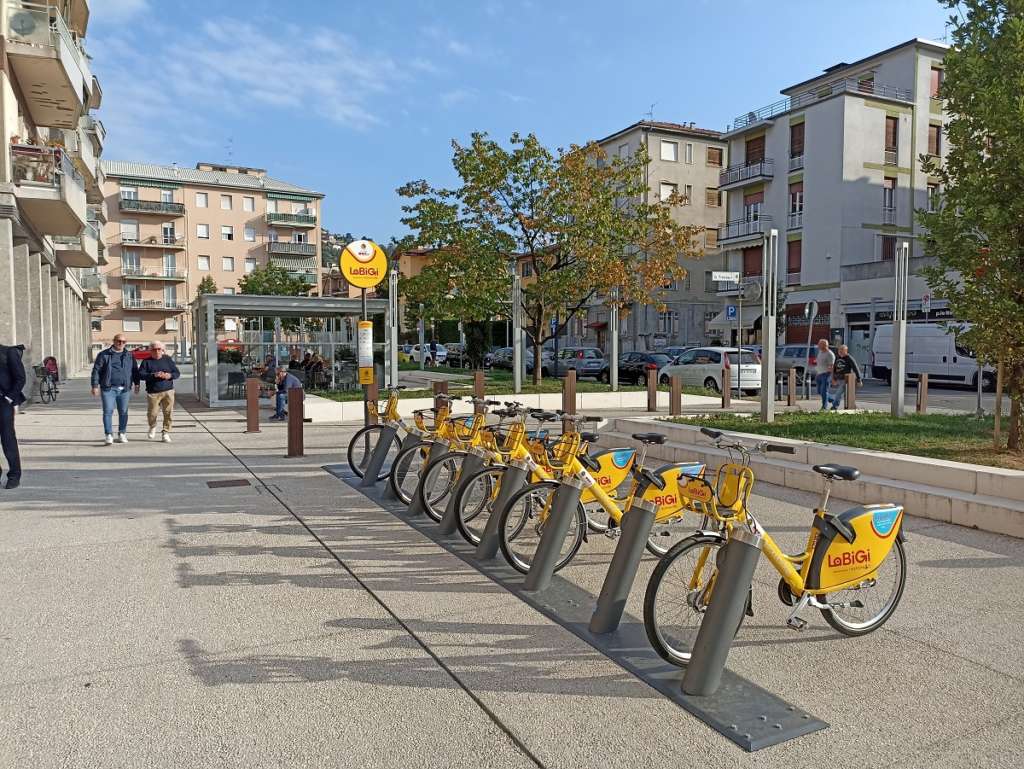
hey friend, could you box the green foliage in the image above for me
[237,262,309,296]
[917,1,1024,448]
[195,275,218,297]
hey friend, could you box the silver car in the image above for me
[658,346,762,393]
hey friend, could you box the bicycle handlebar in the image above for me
[701,427,795,456]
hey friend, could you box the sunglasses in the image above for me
[113,340,126,344]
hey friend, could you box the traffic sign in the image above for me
[726,305,738,320]
[922,292,931,314]
[340,239,388,289]
[713,271,740,283]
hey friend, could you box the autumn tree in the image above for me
[398,132,704,382]
[238,262,309,296]
[919,1,1024,449]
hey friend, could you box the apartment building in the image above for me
[0,0,105,374]
[581,120,728,352]
[716,38,949,368]
[96,161,324,356]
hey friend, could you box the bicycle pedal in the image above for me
[786,616,808,631]
[603,529,622,540]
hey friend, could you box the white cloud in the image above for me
[91,0,149,21]
[440,88,473,108]
[447,40,472,57]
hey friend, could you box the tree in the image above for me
[918,1,1024,449]
[195,275,222,331]
[398,132,704,382]
[237,262,309,296]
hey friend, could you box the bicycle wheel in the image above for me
[820,538,907,636]
[644,533,730,666]
[47,379,58,402]
[645,516,697,558]
[347,425,401,481]
[40,379,53,404]
[498,481,586,575]
[584,501,610,532]
[389,441,434,504]
[417,450,466,522]
[455,465,506,546]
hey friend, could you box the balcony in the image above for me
[789,154,804,171]
[718,214,773,246]
[266,212,317,228]
[718,159,774,191]
[731,77,913,132]
[882,206,897,225]
[787,210,803,230]
[10,144,87,236]
[122,298,186,312]
[80,115,105,152]
[51,221,99,267]
[4,2,92,128]
[841,256,936,283]
[121,267,187,281]
[118,198,186,216]
[883,148,898,166]
[110,233,187,249]
[266,241,316,256]
[88,201,107,224]
[77,270,109,308]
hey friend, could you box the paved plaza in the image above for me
[1,373,1022,768]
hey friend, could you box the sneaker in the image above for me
[117,433,128,443]
[162,432,172,443]
[148,428,157,440]
[104,434,114,445]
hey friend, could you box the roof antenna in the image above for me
[225,136,233,162]
[645,103,656,122]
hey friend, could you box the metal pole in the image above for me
[438,448,485,535]
[388,265,399,387]
[418,303,425,371]
[475,458,529,560]
[359,423,397,488]
[610,288,619,391]
[406,438,449,517]
[512,273,522,394]
[760,230,778,423]
[976,359,984,417]
[891,242,909,417]
[736,285,742,398]
[589,498,657,634]
[522,477,585,592]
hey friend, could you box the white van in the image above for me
[871,323,995,390]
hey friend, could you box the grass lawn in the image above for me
[664,411,1024,470]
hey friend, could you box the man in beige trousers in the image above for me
[137,341,180,442]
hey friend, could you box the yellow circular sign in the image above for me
[340,239,388,289]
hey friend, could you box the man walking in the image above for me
[814,339,836,411]
[138,341,180,442]
[827,344,863,411]
[91,334,140,445]
[0,343,26,489]
[269,366,303,421]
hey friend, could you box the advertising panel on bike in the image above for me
[807,504,904,592]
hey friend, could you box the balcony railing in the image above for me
[122,298,185,311]
[882,206,897,225]
[266,212,316,227]
[119,198,186,215]
[789,154,804,171]
[718,158,774,188]
[732,78,913,130]
[718,215,773,242]
[11,144,83,190]
[787,271,801,286]
[121,267,187,280]
[81,115,106,146]
[112,234,187,248]
[884,148,898,166]
[266,241,316,255]
[787,211,803,229]
[5,2,92,102]
[79,270,107,293]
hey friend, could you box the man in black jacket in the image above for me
[90,334,140,445]
[828,344,863,411]
[0,343,26,489]
[138,341,180,443]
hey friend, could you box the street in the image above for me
[855,378,995,414]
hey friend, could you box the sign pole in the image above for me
[736,281,742,399]
[340,239,389,420]
[760,229,778,423]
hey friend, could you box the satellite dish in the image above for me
[10,12,37,36]
[739,279,762,302]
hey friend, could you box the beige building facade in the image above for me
[0,0,105,375]
[96,161,324,357]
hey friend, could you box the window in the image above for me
[243,196,255,212]
[292,202,308,214]
[223,287,235,295]
[790,123,804,158]
[930,67,944,98]
[742,189,763,220]
[163,285,177,306]
[706,147,723,167]
[195,192,208,208]
[657,311,679,335]
[618,142,630,158]
[787,239,802,284]
[162,253,176,275]
[165,317,178,331]
[119,185,138,200]
[266,199,277,214]
[683,184,693,205]
[291,232,308,244]
[161,223,176,244]
[745,135,765,164]
[789,181,804,213]
[160,189,174,203]
[742,245,762,277]
[121,250,139,273]
[222,257,235,272]
[881,235,897,261]
[884,116,899,164]
[928,124,942,156]
[659,182,677,202]
[220,194,232,210]
[244,225,256,242]
[224,318,237,332]
[120,219,139,242]
[684,142,693,164]
[221,225,233,241]
[882,176,896,216]
[123,284,141,303]
[122,317,141,332]
[197,255,210,271]
[245,257,257,273]
[705,188,720,207]
[660,140,678,162]
[267,228,278,243]
[705,229,718,249]
[197,223,209,239]
[521,261,533,277]
[927,183,940,212]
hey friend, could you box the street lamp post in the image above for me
[512,272,522,394]
[760,229,779,423]
[891,241,910,417]
[609,287,619,391]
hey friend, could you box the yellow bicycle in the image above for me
[346,386,445,482]
[643,427,908,666]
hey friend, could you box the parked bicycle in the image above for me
[32,365,58,404]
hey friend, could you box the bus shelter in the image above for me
[191,294,389,407]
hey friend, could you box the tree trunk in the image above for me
[994,357,1004,448]
[532,337,542,385]
[1008,363,1024,452]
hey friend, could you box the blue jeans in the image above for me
[828,380,846,409]
[101,387,131,434]
[274,391,287,418]
[815,373,831,408]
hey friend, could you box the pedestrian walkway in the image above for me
[2,375,1023,768]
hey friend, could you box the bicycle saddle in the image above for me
[579,431,599,443]
[631,432,667,445]
[812,464,861,481]
[533,411,559,422]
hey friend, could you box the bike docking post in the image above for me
[386,427,423,501]
[474,456,530,560]
[682,529,763,697]
[244,377,261,433]
[359,422,398,488]
[406,437,450,517]
[438,445,487,535]
[589,497,658,634]
[286,388,304,458]
[523,474,587,592]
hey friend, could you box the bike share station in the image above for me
[324,239,828,752]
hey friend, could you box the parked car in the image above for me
[775,344,818,383]
[408,343,448,365]
[662,346,693,363]
[658,347,762,393]
[490,347,513,369]
[552,347,605,379]
[445,342,467,367]
[604,351,674,385]
[872,323,995,390]
[525,348,556,377]
[130,347,152,361]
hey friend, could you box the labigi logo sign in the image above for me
[828,549,871,568]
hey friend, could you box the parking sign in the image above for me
[726,305,738,320]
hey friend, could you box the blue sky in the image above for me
[90,0,951,240]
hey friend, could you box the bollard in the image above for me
[245,377,261,433]
[523,476,586,592]
[286,388,304,457]
[475,458,529,560]
[432,380,448,410]
[669,375,682,416]
[473,370,486,413]
[646,367,658,412]
[916,372,928,414]
[438,447,486,535]
[386,430,422,500]
[365,380,379,427]
[562,369,577,432]
[359,423,398,488]
[787,368,797,407]
[589,498,657,634]
[845,373,857,410]
[682,529,763,697]
[406,438,449,517]
[721,368,731,409]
